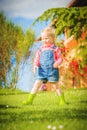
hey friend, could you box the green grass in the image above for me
[0,88,87,130]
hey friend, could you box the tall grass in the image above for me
[0,88,87,130]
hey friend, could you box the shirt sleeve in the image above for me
[34,50,41,67]
[54,47,63,65]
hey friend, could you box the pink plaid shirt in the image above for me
[34,43,63,67]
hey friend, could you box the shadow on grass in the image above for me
[0,93,26,95]
[80,100,87,103]
[0,107,87,123]
[0,104,20,109]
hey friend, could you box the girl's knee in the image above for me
[52,82,59,90]
[35,80,43,86]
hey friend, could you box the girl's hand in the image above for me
[53,62,58,68]
[33,66,37,74]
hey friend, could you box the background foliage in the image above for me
[0,12,35,88]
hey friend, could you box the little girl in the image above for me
[23,27,66,105]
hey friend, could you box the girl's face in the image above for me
[41,33,54,45]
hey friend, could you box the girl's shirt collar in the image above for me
[42,43,54,48]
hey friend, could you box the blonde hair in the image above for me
[35,26,58,45]
[41,27,56,40]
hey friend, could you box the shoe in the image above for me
[58,93,67,106]
[22,94,35,105]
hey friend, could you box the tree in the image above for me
[0,12,35,88]
[0,12,15,87]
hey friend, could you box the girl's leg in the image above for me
[52,82,67,105]
[31,80,43,94]
[52,82,62,95]
[23,80,43,105]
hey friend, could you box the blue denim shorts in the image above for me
[36,66,59,83]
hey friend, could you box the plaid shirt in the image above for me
[34,43,63,67]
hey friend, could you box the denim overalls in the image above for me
[36,45,59,82]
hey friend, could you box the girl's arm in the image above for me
[34,50,41,67]
[53,48,63,68]
[33,50,41,73]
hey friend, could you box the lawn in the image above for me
[0,88,87,130]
